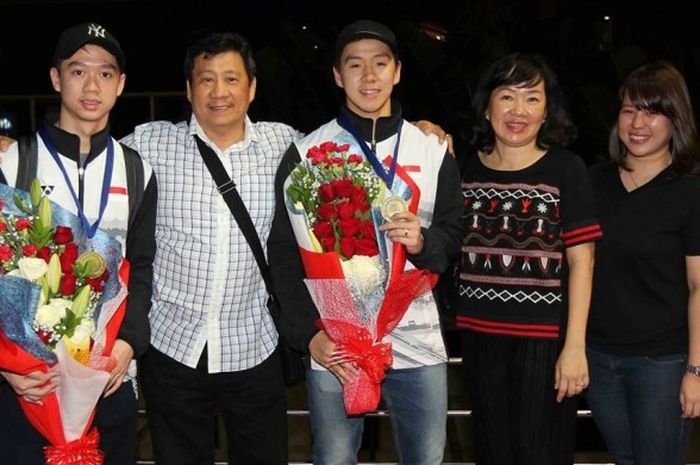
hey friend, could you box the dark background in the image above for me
[0,0,697,165]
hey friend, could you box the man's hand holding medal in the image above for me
[379,196,424,255]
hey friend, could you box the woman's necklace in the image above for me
[622,158,671,190]
[625,169,640,188]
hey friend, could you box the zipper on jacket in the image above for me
[78,158,86,207]
[371,119,377,153]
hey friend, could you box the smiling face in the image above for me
[333,38,401,120]
[186,50,256,145]
[486,80,547,151]
[50,44,125,130]
[617,94,673,161]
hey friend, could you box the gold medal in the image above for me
[381,196,408,221]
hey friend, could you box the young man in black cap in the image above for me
[0,22,156,465]
[268,19,462,464]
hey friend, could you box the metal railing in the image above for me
[133,357,615,464]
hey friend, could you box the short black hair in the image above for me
[183,32,256,83]
[470,53,576,153]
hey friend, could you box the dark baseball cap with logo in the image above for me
[335,19,399,62]
[52,22,125,70]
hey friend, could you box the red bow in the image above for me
[44,428,104,465]
[354,341,393,383]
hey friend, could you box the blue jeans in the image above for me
[586,347,692,465]
[307,364,447,465]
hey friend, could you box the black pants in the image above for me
[0,380,137,465]
[461,331,579,465]
[138,346,287,465]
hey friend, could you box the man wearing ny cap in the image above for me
[0,22,156,465]
[268,19,462,464]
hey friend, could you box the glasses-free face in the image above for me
[186,51,256,143]
[486,80,547,150]
[50,44,125,130]
[333,38,401,120]
[617,95,673,161]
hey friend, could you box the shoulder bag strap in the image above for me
[193,135,275,298]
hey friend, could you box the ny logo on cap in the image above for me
[87,23,106,38]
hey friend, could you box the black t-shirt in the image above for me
[456,148,601,339]
[588,162,700,356]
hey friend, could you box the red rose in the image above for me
[54,226,74,245]
[307,146,326,165]
[354,237,380,256]
[37,246,52,263]
[355,201,371,213]
[14,218,31,231]
[0,221,6,233]
[337,202,356,220]
[340,237,355,259]
[0,245,13,262]
[85,277,104,292]
[320,141,338,153]
[321,236,336,252]
[332,179,354,198]
[22,244,37,257]
[349,186,367,204]
[317,203,338,221]
[347,154,363,164]
[59,273,77,296]
[336,143,350,152]
[318,183,336,202]
[338,218,360,237]
[100,269,110,282]
[313,221,334,239]
[37,329,53,345]
[359,220,376,238]
[60,243,80,273]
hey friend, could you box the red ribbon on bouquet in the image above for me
[45,428,104,465]
[316,269,438,414]
[0,260,130,464]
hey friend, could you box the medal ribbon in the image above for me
[337,113,403,189]
[38,125,114,239]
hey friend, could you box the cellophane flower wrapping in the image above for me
[285,141,438,414]
[0,182,129,464]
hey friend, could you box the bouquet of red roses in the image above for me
[0,180,129,464]
[285,141,437,414]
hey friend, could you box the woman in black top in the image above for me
[457,53,601,464]
[587,61,700,465]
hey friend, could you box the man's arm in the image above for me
[268,144,322,354]
[104,173,157,396]
[406,153,463,273]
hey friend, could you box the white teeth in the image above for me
[629,134,649,142]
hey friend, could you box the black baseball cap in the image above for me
[335,20,399,62]
[52,22,125,70]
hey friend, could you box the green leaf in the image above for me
[13,195,32,215]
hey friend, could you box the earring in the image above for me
[485,113,490,121]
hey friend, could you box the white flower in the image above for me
[17,257,48,281]
[341,255,387,300]
[35,297,71,328]
[69,318,95,344]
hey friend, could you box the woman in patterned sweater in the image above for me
[456,53,602,465]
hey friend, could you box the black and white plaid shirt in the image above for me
[121,115,300,372]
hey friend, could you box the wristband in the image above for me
[686,364,700,377]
